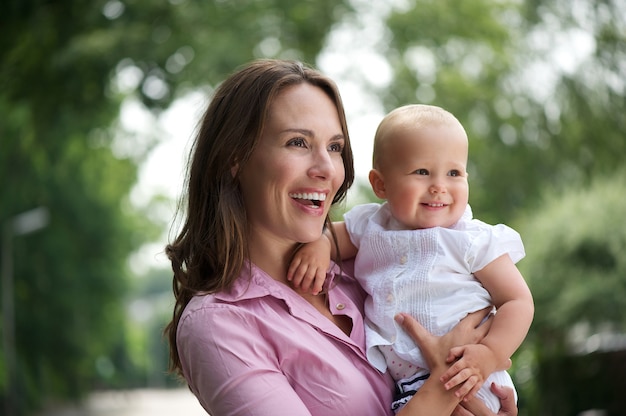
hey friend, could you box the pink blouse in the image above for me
[177,262,395,416]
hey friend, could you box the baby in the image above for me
[289,104,534,412]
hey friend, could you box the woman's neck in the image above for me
[248,234,352,336]
[247,237,296,285]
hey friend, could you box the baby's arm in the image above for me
[288,222,357,294]
[441,254,534,399]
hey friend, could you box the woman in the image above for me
[165,59,517,415]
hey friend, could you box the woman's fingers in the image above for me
[394,313,436,355]
[456,395,496,416]
[394,313,428,343]
[490,384,518,416]
[460,307,493,343]
[452,404,474,416]
[395,313,448,372]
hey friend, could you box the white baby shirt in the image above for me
[344,202,525,373]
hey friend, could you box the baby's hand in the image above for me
[441,344,498,400]
[287,238,331,295]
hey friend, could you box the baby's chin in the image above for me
[410,219,457,230]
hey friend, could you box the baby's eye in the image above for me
[288,137,307,148]
[448,170,462,177]
[414,168,429,175]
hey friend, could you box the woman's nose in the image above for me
[309,149,335,179]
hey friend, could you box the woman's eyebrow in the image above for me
[281,128,314,136]
[281,128,345,142]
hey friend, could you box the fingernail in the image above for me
[394,314,405,324]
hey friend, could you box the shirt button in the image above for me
[400,255,408,264]
[336,303,345,310]
[386,294,394,303]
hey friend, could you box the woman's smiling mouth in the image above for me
[289,192,326,208]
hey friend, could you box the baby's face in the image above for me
[373,124,469,230]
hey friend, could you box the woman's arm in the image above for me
[178,306,314,416]
[394,309,494,416]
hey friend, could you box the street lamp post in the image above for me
[2,207,49,416]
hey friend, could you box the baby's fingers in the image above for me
[445,346,465,364]
[288,262,310,289]
[310,270,327,295]
[299,267,320,293]
[287,259,302,282]
[463,381,483,403]
[453,375,479,399]
[444,366,475,391]
[441,351,468,383]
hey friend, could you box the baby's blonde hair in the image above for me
[372,104,465,169]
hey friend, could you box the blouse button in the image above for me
[336,303,345,310]
[400,255,408,264]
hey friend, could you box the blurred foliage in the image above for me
[514,170,626,414]
[519,171,626,339]
[1,0,352,414]
[377,0,626,225]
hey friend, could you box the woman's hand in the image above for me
[394,310,496,416]
[395,308,493,373]
[452,384,518,416]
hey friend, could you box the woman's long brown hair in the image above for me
[164,59,355,375]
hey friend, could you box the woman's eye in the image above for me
[328,142,344,153]
[414,168,429,175]
[288,137,307,148]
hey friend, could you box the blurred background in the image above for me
[1,0,625,415]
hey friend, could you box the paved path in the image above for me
[37,388,207,416]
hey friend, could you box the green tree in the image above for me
[515,170,626,414]
[363,0,625,225]
[1,0,352,413]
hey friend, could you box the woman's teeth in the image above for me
[289,192,326,207]
[289,192,326,201]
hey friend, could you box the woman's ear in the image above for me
[369,169,387,199]
[230,163,239,178]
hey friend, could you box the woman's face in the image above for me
[237,83,346,254]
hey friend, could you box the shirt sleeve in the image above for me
[177,304,313,416]
[466,222,526,272]
[344,203,381,249]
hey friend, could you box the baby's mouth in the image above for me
[422,201,447,207]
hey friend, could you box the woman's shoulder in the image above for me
[179,269,272,325]
[179,292,244,328]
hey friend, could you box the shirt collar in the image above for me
[214,261,341,303]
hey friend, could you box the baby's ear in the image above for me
[368,169,387,199]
